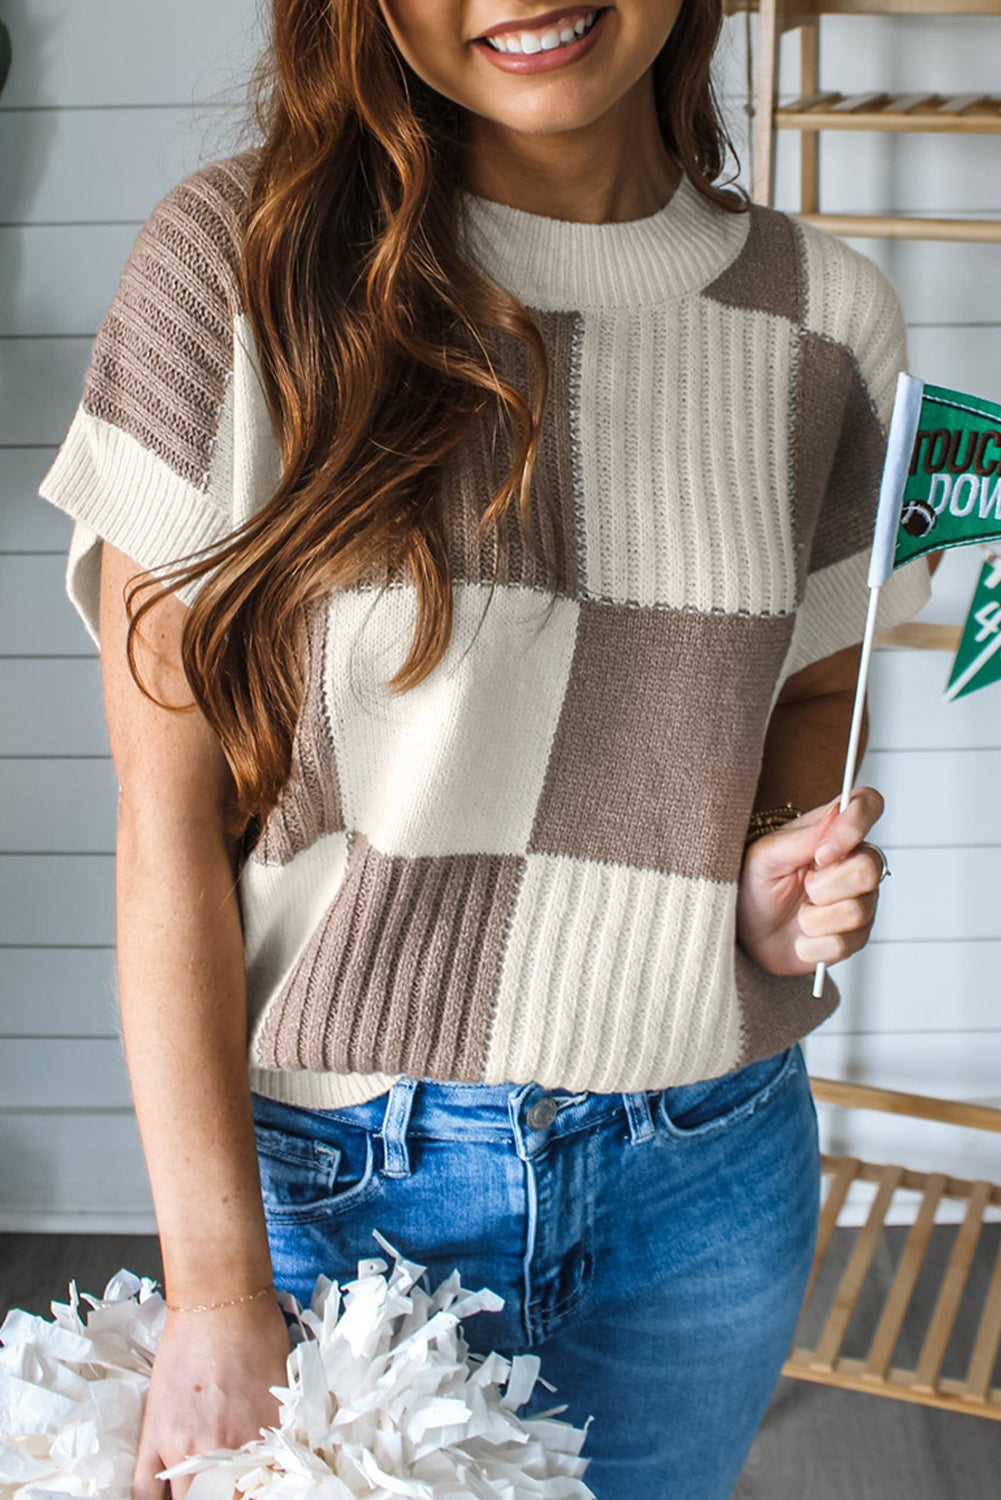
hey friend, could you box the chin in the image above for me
[467,84,613,137]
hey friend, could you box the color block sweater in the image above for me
[38,150,932,1109]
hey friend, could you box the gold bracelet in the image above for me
[165,1282,275,1314]
[745,803,804,847]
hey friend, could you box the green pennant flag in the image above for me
[869,377,1001,587]
[944,549,1001,702]
[815,375,1001,1003]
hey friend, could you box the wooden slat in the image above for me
[752,0,782,204]
[778,101,1001,133]
[783,1349,1001,1419]
[799,23,821,215]
[809,1078,1001,1134]
[829,91,891,112]
[726,0,1001,18]
[803,1156,861,1305]
[965,1237,1001,1402]
[822,1161,1001,1232]
[938,93,991,114]
[875,622,962,650]
[884,93,938,114]
[794,213,1001,243]
[781,89,842,113]
[851,1158,1001,1208]
[862,1173,948,1382]
[912,1180,992,1393]
[810,1164,904,1371]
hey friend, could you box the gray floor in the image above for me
[2,1228,999,1497]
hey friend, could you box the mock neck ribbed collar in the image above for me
[456,170,750,312]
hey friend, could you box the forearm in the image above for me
[753,690,869,814]
[116,800,272,1305]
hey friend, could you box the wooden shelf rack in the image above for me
[785,1078,1001,1418]
[723,0,1001,242]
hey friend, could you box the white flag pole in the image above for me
[811,371,924,1001]
[811,584,880,998]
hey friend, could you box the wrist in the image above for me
[161,1241,275,1309]
[744,802,804,848]
[164,1281,276,1315]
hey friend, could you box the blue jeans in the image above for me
[250,1042,820,1500]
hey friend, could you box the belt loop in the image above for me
[622,1090,655,1144]
[380,1077,419,1177]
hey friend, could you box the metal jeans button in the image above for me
[527,1096,559,1130]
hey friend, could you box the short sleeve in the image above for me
[36,153,265,649]
[782,244,932,680]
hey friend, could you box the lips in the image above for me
[476,5,601,42]
[471,6,609,70]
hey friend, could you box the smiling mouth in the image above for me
[479,8,604,55]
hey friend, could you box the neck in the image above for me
[461,69,681,224]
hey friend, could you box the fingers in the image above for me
[744,800,841,879]
[746,792,877,884]
[804,842,886,905]
[794,922,872,965]
[799,890,877,939]
[798,789,887,964]
[743,786,888,966]
[813,785,885,868]
[131,1448,168,1500]
[798,805,885,963]
[796,879,878,965]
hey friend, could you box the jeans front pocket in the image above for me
[254,1119,381,1223]
[656,1043,800,1140]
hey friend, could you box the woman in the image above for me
[39,2,932,1496]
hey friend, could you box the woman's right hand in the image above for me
[132,1293,292,1499]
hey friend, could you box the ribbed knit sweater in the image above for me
[39,150,931,1109]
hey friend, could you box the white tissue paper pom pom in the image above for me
[0,1230,596,1500]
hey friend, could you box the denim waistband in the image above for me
[251,1075,661,1171]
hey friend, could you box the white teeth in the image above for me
[484,10,597,54]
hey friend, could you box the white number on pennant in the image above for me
[974,601,1001,643]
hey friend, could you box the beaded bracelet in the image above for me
[165,1282,275,1314]
[744,802,805,847]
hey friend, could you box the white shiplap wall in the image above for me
[715,11,1001,1224]
[0,0,264,1231]
[1,4,999,1230]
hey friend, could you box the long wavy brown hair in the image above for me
[126,0,748,850]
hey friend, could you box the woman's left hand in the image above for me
[736,786,888,976]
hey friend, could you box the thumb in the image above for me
[747,799,842,878]
[132,1452,168,1500]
